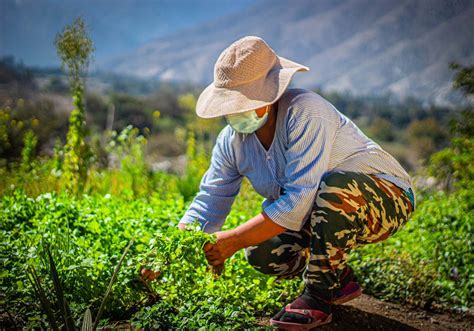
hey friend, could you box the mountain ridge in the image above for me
[95,0,474,105]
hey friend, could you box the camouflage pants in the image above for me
[244,171,415,292]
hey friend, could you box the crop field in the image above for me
[1,164,472,329]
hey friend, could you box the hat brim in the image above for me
[196,56,310,119]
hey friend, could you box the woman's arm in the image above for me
[203,211,286,266]
[178,127,243,233]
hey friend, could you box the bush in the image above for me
[351,188,473,308]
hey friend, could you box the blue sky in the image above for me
[0,0,257,67]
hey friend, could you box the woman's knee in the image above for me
[244,240,281,275]
[244,238,306,276]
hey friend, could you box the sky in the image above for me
[0,0,257,67]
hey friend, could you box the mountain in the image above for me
[0,0,256,67]
[96,0,474,105]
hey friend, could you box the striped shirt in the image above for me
[179,88,415,233]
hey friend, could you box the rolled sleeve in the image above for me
[179,129,243,233]
[263,113,337,231]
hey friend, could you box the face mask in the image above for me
[225,106,269,133]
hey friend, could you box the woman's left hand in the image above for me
[203,230,240,266]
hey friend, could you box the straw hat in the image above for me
[196,36,310,119]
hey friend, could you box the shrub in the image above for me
[351,189,473,308]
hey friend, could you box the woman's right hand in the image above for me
[178,223,187,231]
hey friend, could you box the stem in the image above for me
[92,239,134,330]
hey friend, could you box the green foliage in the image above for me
[406,118,448,161]
[62,101,90,195]
[428,63,474,189]
[1,189,299,329]
[105,125,151,198]
[450,63,474,96]
[366,117,396,142]
[351,189,473,308]
[0,190,172,328]
[109,93,153,132]
[93,239,134,330]
[176,130,210,201]
[0,102,44,161]
[0,107,13,157]
[55,17,95,196]
[1,133,473,329]
[0,133,178,198]
[428,134,473,190]
[27,264,60,330]
[20,130,38,172]
[178,93,222,138]
[54,17,94,92]
[52,137,64,177]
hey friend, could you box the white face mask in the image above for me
[225,105,269,133]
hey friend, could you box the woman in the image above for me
[176,36,415,329]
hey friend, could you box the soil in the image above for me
[255,294,474,330]
[2,294,472,330]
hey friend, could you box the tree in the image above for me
[450,63,474,96]
[429,63,473,190]
[367,117,396,142]
[407,118,448,161]
[54,17,95,195]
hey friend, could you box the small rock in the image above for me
[450,267,460,281]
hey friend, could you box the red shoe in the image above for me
[271,285,335,330]
[331,281,362,304]
[270,304,332,330]
[330,266,363,304]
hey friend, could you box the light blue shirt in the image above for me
[179,88,414,233]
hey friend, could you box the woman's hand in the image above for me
[202,213,287,267]
[203,230,240,266]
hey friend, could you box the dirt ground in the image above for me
[255,294,474,330]
[2,294,472,330]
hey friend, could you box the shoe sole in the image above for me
[270,313,332,330]
[330,287,363,305]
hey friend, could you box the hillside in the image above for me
[96,0,474,105]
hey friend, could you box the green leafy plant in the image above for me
[1,189,301,329]
[428,63,474,190]
[105,125,151,198]
[20,129,38,173]
[55,16,95,195]
[176,129,210,201]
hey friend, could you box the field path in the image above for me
[256,294,474,330]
